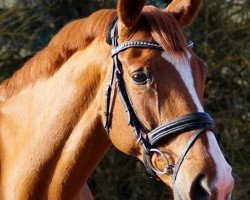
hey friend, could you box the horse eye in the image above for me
[132,73,148,84]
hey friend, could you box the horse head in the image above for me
[0,0,234,199]
[104,0,234,199]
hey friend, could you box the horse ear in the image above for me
[165,0,202,28]
[117,0,146,28]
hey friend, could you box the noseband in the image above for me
[104,19,217,186]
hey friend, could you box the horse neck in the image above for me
[0,39,111,199]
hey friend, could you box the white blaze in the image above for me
[207,131,234,199]
[161,52,203,112]
[161,52,233,199]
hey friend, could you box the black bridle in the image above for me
[104,19,217,186]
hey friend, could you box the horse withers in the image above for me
[0,0,234,199]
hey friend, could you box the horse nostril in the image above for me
[190,174,210,200]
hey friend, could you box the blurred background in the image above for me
[0,0,249,199]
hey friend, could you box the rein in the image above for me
[104,19,217,186]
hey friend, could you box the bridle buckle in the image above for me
[164,165,174,175]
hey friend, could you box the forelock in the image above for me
[142,6,188,58]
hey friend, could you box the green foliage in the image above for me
[0,0,249,199]
[0,0,81,81]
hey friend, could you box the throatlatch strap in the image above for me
[103,20,118,133]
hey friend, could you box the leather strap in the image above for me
[112,40,163,57]
[171,128,206,185]
[147,112,216,146]
[143,112,216,180]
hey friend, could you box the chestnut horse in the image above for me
[0,0,234,199]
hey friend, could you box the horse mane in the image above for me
[0,6,187,101]
[0,9,116,101]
